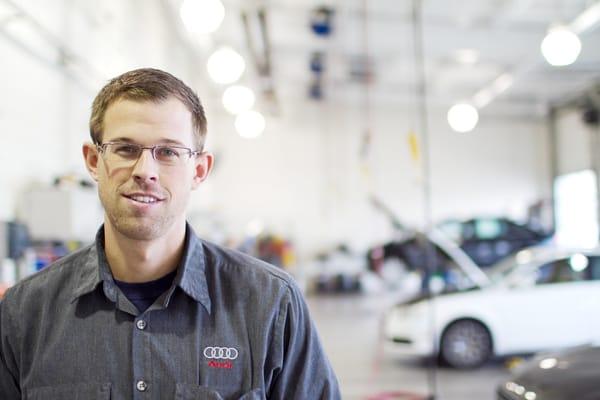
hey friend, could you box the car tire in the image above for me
[439,319,492,369]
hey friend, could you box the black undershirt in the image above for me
[114,270,177,313]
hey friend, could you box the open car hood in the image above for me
[427,228,491,288]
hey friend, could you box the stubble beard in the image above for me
[99,188,175,241]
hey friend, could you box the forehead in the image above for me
[102,97,195,146]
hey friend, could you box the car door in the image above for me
[584,255,600,341]
[495,255,598,354]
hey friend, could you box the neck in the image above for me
[103,220,187,283]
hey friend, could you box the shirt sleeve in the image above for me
[0,298,21,399]
[268,282,341,400]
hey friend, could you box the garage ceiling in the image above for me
[199,0,600,119]
[2,0,598,121]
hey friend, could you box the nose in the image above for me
[131,148,159,184]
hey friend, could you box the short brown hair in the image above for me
[89,68,207,148]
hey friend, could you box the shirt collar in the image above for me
[70,227,111,303]
[173,223,211,314]
[71,223,212,314]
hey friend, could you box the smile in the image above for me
[124,194,164,204]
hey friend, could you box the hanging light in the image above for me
[222,85,255,115]
[541,26,582,66]
[180,0,225,35]
[207,47,246,84]
[447,103,479,133]
[235,111,265,139]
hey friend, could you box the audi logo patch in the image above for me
[203,346,239,360]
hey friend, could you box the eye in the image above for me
[112,144,140,157]
[155,146,181,159]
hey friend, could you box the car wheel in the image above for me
[440,319,492,369]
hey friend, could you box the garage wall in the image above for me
[0,37,66,221]
[0,1,552,258]
[0,0,202,221]
[555,108,597,175]
[206,100,550,256]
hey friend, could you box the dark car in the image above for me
[438,217,553,267]
[497,345,600,400]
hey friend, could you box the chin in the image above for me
[111,216,176,241]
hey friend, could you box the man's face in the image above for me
[83,97,212,241]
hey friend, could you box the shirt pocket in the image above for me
[237,388,264,400]
[175,384,263,400]
[25,382,111,400]
[175,383,224,400]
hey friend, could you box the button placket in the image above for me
[131,314,150,399]
[136,319,147,330]
[136,380,148,392]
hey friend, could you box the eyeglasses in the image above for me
[97,142,201,167]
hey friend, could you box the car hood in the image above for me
[501,345,600,399]
[427,229,491,288]
[399,286,482,306]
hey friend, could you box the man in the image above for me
[0,68,341,399]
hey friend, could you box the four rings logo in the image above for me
[204,346,239,360]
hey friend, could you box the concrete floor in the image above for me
[307,293,512,400]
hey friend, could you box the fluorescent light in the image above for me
[207,47,245,84]
[447,103,479,133]
[180,0,225,35]
[473,88,493,108]
[570,1,600,34]
[541,26,581,66]
[492,73,514,94]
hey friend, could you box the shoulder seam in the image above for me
[14,245,93,288]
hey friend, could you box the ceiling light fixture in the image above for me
[541,26,582,66]
[492,73,514,93]
[447,103,479,133]
[471,2,599,110]
[235,110,265,138]
[179,0,225,35]
[207,47,245,84]
[472,88,494,109]
[180,0,225,35]
[570,2,600,33]
[473,73,514,108]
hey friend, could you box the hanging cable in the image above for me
[359,0,374,195]
[411,1,438,399]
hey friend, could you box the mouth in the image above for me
[123,193,165,204]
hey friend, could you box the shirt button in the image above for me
[136,380,147,392]
[136,320,147,330]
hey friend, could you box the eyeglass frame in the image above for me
[95,141,204,166]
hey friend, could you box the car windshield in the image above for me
[484,247,600,285]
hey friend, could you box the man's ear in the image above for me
[191,152,214,190]
[82,142,100,181]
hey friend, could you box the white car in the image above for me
[384,246,600,368]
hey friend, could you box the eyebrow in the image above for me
[109,137,188,146]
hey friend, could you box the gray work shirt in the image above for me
[0,225,341,399]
